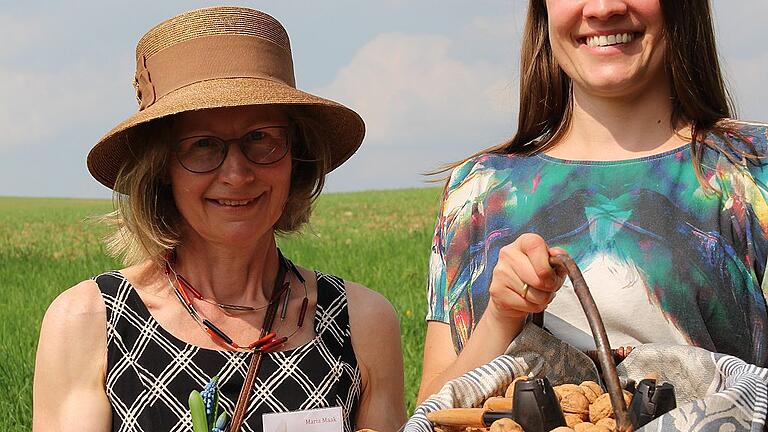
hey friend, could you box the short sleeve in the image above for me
[708,122,768,287]
[425,158,481,322]
[426,184,451,322]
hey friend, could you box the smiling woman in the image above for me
[419,0,768,402]
[32,7,406,432]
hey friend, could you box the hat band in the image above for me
[135,34,296,110]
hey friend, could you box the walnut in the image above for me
[588,391,633,423]
[573,422,595,432]
[595,418,617,432]
[554,384,585,399]
[549,428,575,432]
[564,413,585,428]
[505,376,530,398]
[560,391,590,418]
[465,428,490,432]
[489,418,524,432]
[573,423,610,432]
[579,381,603,403]
[483,397,513,411]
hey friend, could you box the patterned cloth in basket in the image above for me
[405,324,768,432]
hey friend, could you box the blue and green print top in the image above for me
[427,121,768,367]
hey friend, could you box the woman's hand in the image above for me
[485,233,567,324]
[418,233,566,403]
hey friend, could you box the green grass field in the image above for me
[0,188,442,431]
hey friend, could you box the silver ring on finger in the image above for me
[520,283,529,300]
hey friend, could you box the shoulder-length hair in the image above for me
[443,0,756,181]
[101,107,331,266]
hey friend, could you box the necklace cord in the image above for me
[163,249,307,431]
[229,252,287,432]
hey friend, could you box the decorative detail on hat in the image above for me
[134,54,155,110]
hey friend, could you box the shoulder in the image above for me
[445,152,524,191]
[38,280,107,372]
[344,281,399,329]
[440,152,527,216]
[705,119,768,159]
[43,280,107,326]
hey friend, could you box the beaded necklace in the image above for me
[163,249,309,352]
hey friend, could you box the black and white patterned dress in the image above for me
[95,271,362,432]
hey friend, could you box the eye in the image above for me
[246,130,266,141]
[191,137,216,148]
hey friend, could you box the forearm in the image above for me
[417,311,526,402]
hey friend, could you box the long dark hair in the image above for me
[439,0,756,185]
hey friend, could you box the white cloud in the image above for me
[316,32,516,146]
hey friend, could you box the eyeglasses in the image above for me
[174,126,291,173]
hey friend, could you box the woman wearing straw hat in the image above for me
[419,0,768,401]
[33,7,406,432]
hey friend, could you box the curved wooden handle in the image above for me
[549,254,632,432]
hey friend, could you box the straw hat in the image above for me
[87,6,365,190]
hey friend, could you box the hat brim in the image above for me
[87,77,365,190]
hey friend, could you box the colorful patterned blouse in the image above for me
[427,121,768,367]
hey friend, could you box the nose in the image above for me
[217,141,256,187]
[582,0,628,20]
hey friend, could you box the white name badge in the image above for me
[262,406,343,432]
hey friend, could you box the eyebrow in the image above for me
[176,122,291,139]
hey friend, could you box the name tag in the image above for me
[262,406,343,432]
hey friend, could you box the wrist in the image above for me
[482,303,527,339]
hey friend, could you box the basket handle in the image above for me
[548,254,632,432]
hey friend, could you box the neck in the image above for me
[171,231,281,306]
[549,79,690,160]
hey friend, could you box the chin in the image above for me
[578,75,650,99]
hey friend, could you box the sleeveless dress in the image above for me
[95,271,362,432]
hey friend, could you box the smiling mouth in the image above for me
[581,32,638,48]
[213,198,257,207]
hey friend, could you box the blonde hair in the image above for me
[101,107,331,266]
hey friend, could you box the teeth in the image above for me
[217,199,253,206]
[586,32,634,47]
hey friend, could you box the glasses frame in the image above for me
[173,125,292,174]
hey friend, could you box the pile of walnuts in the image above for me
[431,378,632,432]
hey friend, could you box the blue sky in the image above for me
[1,1,766,198]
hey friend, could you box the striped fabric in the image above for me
[95,271,361,432]
[405,324,768,431]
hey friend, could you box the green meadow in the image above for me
[0,188,442,431]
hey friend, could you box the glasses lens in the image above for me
[176,136,226,173]
[241,127,290,164]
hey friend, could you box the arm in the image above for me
[33,280,111,432]
[346,282,407,432]
[417,235,567,403]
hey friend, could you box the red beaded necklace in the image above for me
[163,249,309,352]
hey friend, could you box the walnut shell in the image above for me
[560,391,590,416]
[505,376,530,398]
[550,428,575,432]
[573,422,595,432]
[595,418,617,432]
[490,418,524,432]
[554,384,585,399]
[564,413,585,428]
[588,391,633,423]
[579,381,604,403]
[574,423,610,432]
